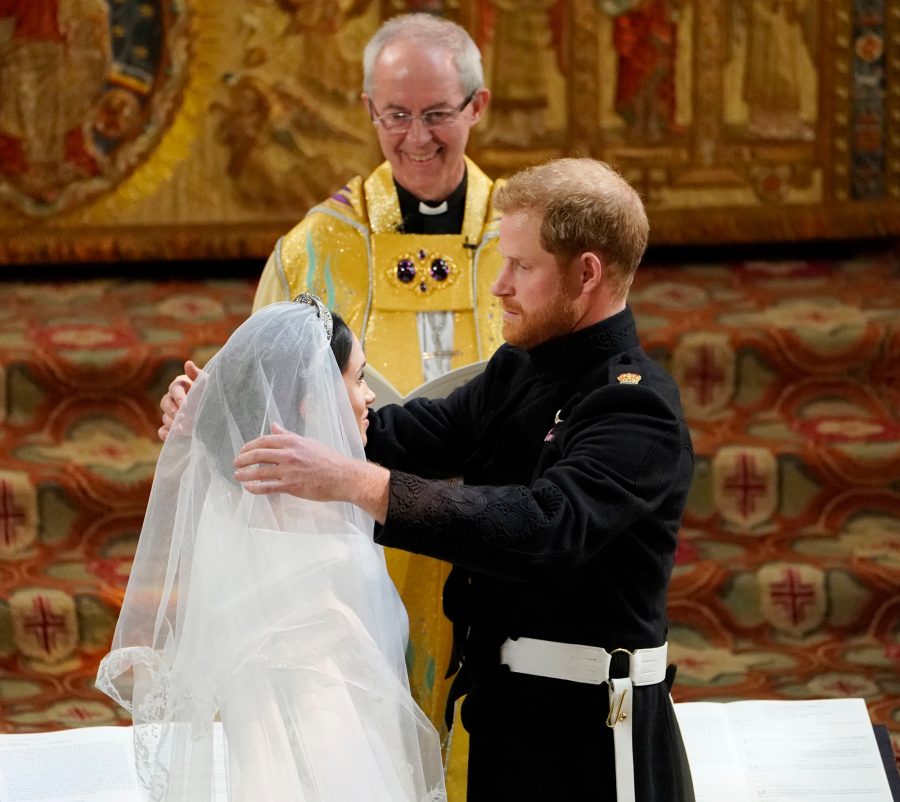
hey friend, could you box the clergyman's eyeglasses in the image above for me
[369,91,476,133]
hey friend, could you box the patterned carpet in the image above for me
[0,277,256,729]
[0,249,897,778]
[632,249,900,768]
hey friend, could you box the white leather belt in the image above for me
[500,637,668,802]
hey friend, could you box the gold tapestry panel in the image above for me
[0,0,896,263]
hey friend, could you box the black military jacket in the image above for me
[366,306,695,801]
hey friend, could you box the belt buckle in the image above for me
[605,648,633,728]
[604,647,634,686]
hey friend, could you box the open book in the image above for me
[676,697,895,802]
[366,361,488,409]
[0,723,228,802]
[1,699,895,801]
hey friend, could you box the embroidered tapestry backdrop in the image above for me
[0,0,897,263]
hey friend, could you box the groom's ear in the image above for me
[577,251,603,295]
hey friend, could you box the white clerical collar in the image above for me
[418,200,449,215]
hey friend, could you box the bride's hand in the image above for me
[234,423,389,521]
[158,360,203,441]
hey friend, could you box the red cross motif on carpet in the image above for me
[0,473,36,556]
[63,706,103,724]
[0,480,26,548]
[12,589,78,663]
[674,335,734,416]
[25,596,67,654]
[686,345,726,408]
[40,701,118,728]
[713,446,777,528]
[725,455,767,518]
[687,345,725,407]
[759,564,826,637]
[771,568,815,625]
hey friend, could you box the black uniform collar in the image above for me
[527,306,639,381]
[394,169,468,234]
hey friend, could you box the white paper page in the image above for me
[213,722,227,802]
[365,360,488,408]
[725,698,891,801]
[675,702,754,802]
[0,724,228,802]
[0,726,142,802]
[405,360,488,402]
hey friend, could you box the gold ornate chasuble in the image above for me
[252,158,505,742]
[254,157,505,396]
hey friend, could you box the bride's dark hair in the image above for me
[329,313,353,374]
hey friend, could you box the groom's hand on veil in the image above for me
[158,360,203,441]
[234,423,390,522]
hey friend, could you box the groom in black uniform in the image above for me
[235,157,696,802]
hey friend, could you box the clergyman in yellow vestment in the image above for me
[251,17,504,777]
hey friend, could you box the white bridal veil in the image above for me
[97,302,446,802]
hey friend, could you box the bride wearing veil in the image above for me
[97,299,446,802]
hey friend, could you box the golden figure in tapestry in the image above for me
[0,0,110,203]
[211,65,367,210]
[210,0,379,209]
[726,0,819,140]
[478,0,567,148]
